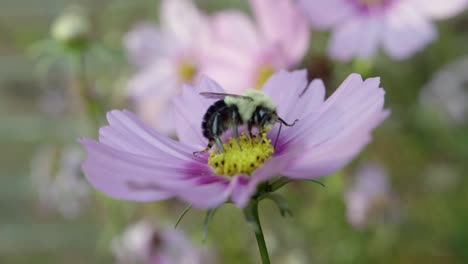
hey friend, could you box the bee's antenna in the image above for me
[274,122,283,150]
[278,117,299,127]
[274,117,298,150]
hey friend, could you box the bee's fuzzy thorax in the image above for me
[224,89,276,122]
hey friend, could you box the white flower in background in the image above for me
[420,55,468,125]
[345,162,399,229]
[111,220,212,264]
[30,145,89,219]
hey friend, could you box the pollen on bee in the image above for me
[207,132,274,176]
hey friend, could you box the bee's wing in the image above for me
[199,92,253,101]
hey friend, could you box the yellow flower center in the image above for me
[177,60,197,82]
[208,133,274,176]
[255,65,275,89]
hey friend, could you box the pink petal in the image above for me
[283,74,389,178]
[297,0,354,29]
[382,1,437,60]
[230,155,289,207]
[82,138,232,208]
[81,139,184,202]
[124,23,164,69]
[261,71,326,149]
[409,0,468,20]
[132,94,176,135]
[250,0,310,64]
[160,0,208,47]
[329,16,383,61]
[172,75,226,147]
[262,70,324,122]
[127,60,176,98]
[99,110,202,162]
[201,59,253,94]
[210,10,262,56]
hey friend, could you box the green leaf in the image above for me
[263,193,293,217]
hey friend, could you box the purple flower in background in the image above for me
[205,0,310,92]
[112,220,211,264]
[125,0,211,134]
[80,70,388,208]
[345,162,398,229]
[298,0,468,60]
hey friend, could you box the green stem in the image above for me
[70,52,100,133]
[246,201,270,264]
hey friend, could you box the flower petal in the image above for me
[410,0,468,20]
[81,138,232,208]
[382,1,437,60]
[283,74,389,178]
[132,94,176,135]
[249,0,310,64]
[210,10,261,55]
[99,110,202,163]
[230,156,289,208]
[329,16,383,61]
[172,75,226,147]
[124,23,164,69]
[81,139,183,202]
[127,59,176,98]
[160,0,208,47]
[297,0,354,29]
[262,69,325,121]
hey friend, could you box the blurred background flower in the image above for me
[125,0,212,134]
[111,220,212,264]
[344,162,400,229]
[204,0,310,93]
[299,0,468,60]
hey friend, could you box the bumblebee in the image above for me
[194,90,298,154]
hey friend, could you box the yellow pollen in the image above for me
[178,60,197,82]
[255,65,275,89]
[208,133,274,176]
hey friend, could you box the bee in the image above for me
[194,90,298,154]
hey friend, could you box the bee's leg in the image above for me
[247,121,253,138]
[247,121,255,145]
[231,111,242,150]
[259,115,269,133]
[210,113,225,153]
[193,141,214,155]
[214,136,225,153]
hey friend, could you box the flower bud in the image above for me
[51,8,90,51]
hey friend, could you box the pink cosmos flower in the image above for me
[298,0,468,60]
[204,0,310,92]
[80,70,389,209]
[111,220,211,264]
[124,0,211,134]
[345,162,398,229]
